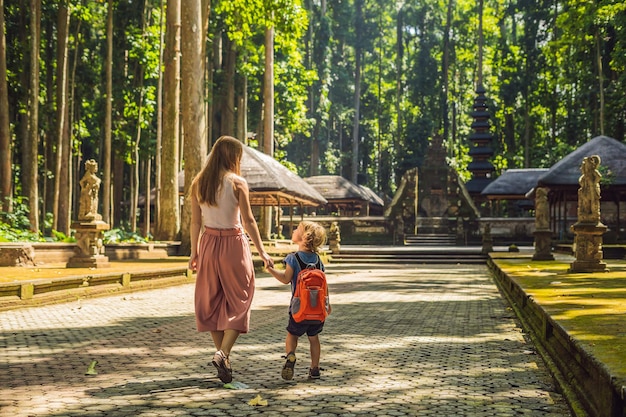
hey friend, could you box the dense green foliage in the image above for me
[1,0,625,237]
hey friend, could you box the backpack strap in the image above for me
[294,252,321,270]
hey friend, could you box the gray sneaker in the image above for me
[308,367,321,380]
[281,352,296,380]
[212,350,232,383]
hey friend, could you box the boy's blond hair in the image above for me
[299,221,326,253]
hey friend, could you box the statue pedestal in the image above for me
[532,229,554,261]
[329,239,340,254]
[67,221,111,268]
[481,229,493,254]
[569,222,608,273]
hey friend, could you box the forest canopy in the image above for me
[0,0,625,241]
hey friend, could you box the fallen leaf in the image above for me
[248,394,268,406]
[85,360,98,376]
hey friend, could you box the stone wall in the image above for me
[476,218,536,244]
[280,216,537,246]
[279,216,394,245]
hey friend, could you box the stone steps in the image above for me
[404,234,457,246]
[331,246,486,265]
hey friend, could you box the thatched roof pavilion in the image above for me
[304,175,384,215]
[536,136,626,240]
[170,146,327,208]
[482,168,549,200]
[240,146,327,207]
[480,168,549,215]
[538,136,626,187]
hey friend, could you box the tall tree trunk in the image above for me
[209,34,222,143]
[17,0,29,206]
[131,1,148,234]
[261,23,275,240]
[57,93,71,234]
[0,0,12,212]
[24,0,41,232]
[222,37,236,136]
[43,17,53,229]
[350,52,362,183]
[351,0,363,184]
[477,0,484,87]
[113,155,124,227]
[156,0,181,241]
[236,76,247,143]
[441,0,453,145]
[102,0,113,224]
[65,17,82,229]
[52,1,70,231]
[376,13,382,189]
[306,0,318,176]
[180,0,207,254]
[206,43,214,145]
[595,30,604,135]
[263,25,274,156]
[395,5,403,178]
[143,157,151,237]
[131,80,144,234]
[154,0,165,233]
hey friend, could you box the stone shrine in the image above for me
[385,135,479,243]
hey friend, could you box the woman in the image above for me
[188,136,274,383]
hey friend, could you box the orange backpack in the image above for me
[290,253,330,323]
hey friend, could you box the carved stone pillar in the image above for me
[67,221,111,268]
[569,222,608,272]
[481,223,493,254]
[532,230,555,261]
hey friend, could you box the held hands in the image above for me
[261,252,274,269]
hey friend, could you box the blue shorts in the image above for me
[286,314,324,337]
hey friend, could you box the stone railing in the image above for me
[0,267,192,310]
[0,242,181,266]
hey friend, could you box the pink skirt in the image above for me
[194,227,255,333]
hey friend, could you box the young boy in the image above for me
[266,221,329,380]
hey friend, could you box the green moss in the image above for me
[492,257,626,377]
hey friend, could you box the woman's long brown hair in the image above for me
[191,136,243,206]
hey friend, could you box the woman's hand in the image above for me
[188,254,198,272]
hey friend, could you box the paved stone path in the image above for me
[0,263,572,416]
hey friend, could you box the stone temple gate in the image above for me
[385,135,479,243]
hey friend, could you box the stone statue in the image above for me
[329,221,341,254]
[577,155,601,223]
[68,159,110,268]
[535,187,549,230]
[329,221,341,243]
[532,187,554,260]
[79,159,102,221]
[569,154,607,272]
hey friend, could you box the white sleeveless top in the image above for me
[200,173,243,229]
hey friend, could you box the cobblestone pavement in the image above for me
[0,263,572,417]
